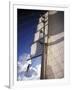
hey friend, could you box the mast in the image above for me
[30,11,49,79]
[40,12,48,79]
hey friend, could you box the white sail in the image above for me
[37,22,44,31]
[31,43,37,56]
[34,32,40,41]
[31,42,43,57]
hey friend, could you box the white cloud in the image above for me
[17,53,41,80]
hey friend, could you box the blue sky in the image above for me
[17,9,47,80]
[17,9,47,60]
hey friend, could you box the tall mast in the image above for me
[40,12,48,79]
